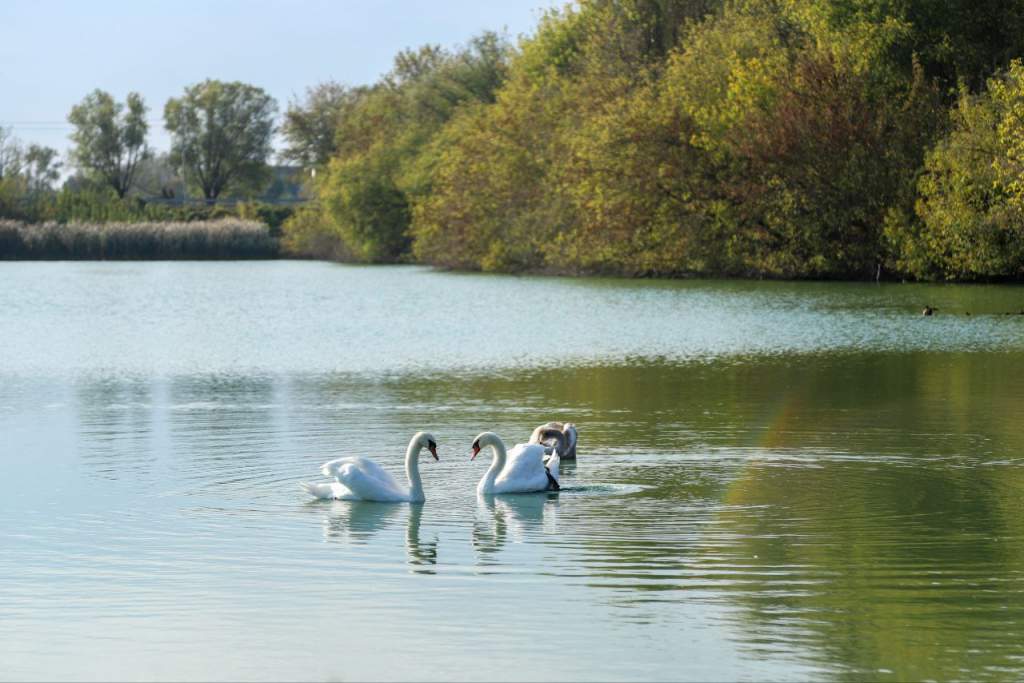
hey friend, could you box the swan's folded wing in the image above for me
[497,443,550,491]
[322,456,399,487]
[334,460,408,502]
[348,456,402,486]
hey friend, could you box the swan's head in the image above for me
[415,431,439,461]
[470,431,501,461]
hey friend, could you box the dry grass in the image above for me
[0,218,278,260]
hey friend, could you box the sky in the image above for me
[0,0,559,163]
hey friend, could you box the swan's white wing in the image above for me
[333,459,409,502]
[322,456,403,488]
[494,443,550,493]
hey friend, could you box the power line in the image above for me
[1,119,165,125]
[2,117,283,125]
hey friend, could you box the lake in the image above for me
[2,261,1023,681]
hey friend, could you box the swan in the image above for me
[471,431,560,495]
[529,421,578,460]
[302,431,438,503]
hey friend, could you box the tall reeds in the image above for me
[0,218,278,259]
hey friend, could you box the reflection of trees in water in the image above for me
[166,374,281,493]
[75,376,154,481]
[514,456,1024,679]
[472,493,560,564]
[716,460,1024,681]
[388,351,1024,461]
[167,374,276,449]
[316,501,437,574]
[285,374,452,469]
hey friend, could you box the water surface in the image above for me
[2,262,1023,681]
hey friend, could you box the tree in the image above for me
[68,90,150,198]
[291,31,514,262]
[904,61,1024,280]
[164,80,277,202]
[23,144,61,193]
[280,81,366,168]
[0,126,24,180]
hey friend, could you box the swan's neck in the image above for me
[549,430,566,456]
[405,440,425,503]
[479,439,507,494]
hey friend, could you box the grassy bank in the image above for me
[0,219,278,260]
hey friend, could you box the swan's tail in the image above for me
[302,482,335,499]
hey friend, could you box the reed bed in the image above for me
[0,218,278,260]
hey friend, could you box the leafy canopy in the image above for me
[68,90,150,198]
[165,80,277,201]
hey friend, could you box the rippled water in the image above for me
[2,261,1024,681]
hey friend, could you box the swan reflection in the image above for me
[404,504,437,574]
[473,492,560,562]
[315,501,437,573]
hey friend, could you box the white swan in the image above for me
[529,421,578,460]
[302,431,438,503]
[471,431,560,495]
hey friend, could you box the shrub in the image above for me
[0,218,277,260]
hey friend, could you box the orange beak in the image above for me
[428,445,438,461]
[470,444,481,461]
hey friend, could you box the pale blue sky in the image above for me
[0,0,559,161]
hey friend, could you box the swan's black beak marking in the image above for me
[428,440,438,461]
[470,440,481,461]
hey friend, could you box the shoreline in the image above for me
[4,249,1024,288]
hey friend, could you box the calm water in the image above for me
[2,261,1024,681]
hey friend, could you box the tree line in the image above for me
[278,0,1024,281]
[7,0,1024,280]
[0,79,284,226]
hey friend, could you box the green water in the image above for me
[1,261,1023,681]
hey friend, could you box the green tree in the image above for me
[296,0,1024,280]
[291,31,513,262]
[904,61,1024,279]
[412,1,727,274]
[24,145,61,193]
[794,0,1024,95]
[280,81,366,168]
[68,90,150,198]
[164,80,277,202]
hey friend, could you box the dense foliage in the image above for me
[6,1,1024,277]
[283,0,1024,280]
[165,80,278,202]
[67,90,150,198]
[282,32,513,262]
